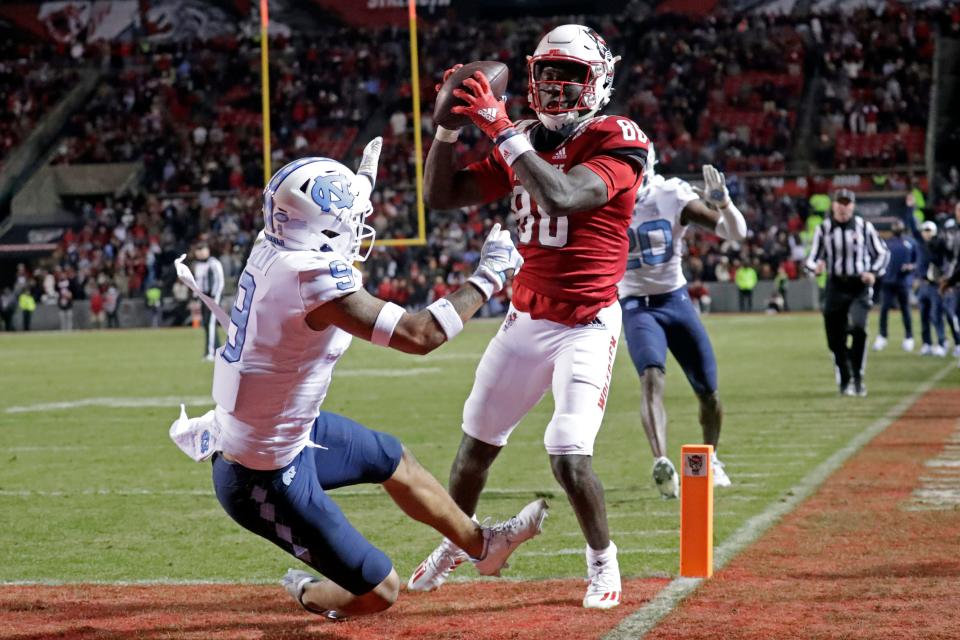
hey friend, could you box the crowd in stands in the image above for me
[813,8,934,169]
[5,5,958,327]
[0,40,77,170]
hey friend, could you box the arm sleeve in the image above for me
[866,222,889,275]
[805,223,824,273]
[463,153,513,205]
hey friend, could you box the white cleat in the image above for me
[652,456,679,499]
[919,344,932,356]
[407,537,470,592]
[902,338,915,352]
[583,542,622,609]
[872,336,887,351]
[953,345,960,358]
[473,498,549,576]
[281,569,345,620]
[932,345,948,357]
[712,456,732,487]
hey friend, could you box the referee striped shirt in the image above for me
[805,216,889,278]
[193,256,225,303]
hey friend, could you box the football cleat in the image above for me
[840,383,856,397]
[712,456,732,487]
[582,542,621,609]
[919,344,932,356]
[872,336,887,351]
[932,344,948,357]
[407,538,469,592]
[853,380,868,397]
[953,345,960,358]
[902,338,915,352]
[652,457,679,499]
[473,498,549,576]
[281,569,345,620]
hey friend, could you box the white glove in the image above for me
[174,253,199,290]
[356,136,382,197]
[702,164,730,209]
[468,223,523,300]
[175,253,231,330]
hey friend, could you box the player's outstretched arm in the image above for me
[449,71,610,216]
[307,224,523,355]
[686,165,747,242]
[423,65,493,211]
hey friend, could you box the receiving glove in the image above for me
[702,164,731,209]
[468,223,523,300]
[435,64,464,93]
[451,72,516,142]
[356,136,382,197]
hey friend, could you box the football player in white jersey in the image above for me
[618,152,747,498]
[169,138,548,621]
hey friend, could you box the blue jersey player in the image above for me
[168,139,547,621]
[618,156,747,498]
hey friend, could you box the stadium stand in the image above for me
[1,1,956,328]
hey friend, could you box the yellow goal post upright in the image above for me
[378,0,427,248]
[259,0,271,187]
[258,0,427,248]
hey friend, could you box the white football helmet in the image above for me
[527,24,621,132]
[262,158,375,262]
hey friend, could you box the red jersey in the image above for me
[466,116,649,326]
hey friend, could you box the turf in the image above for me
[0,312,955,583]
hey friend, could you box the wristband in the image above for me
[371,301,405,346]
[426,298,464,341]
[497,131,534,167]
[435,126,461,143]
[467,274,496,301]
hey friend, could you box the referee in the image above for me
[192,241,225,361]
[805,189,890,396]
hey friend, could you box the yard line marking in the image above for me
[605,362,955,640]
[559,529,676,538]
[907,418,960,510]
[4,396,212,413]
[525,547,674,556]
[2,367,445,413]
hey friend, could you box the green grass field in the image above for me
[1,313,955,584]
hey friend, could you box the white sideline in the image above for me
[604,362,956,640]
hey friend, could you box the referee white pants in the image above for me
[462,302,621,456]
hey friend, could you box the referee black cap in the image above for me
[833,188,856,204]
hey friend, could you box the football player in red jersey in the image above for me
[408,24,649,609]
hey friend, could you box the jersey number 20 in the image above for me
[626,220,673,269]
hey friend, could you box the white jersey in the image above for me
[212,240,362,470]
[617,175,699,297]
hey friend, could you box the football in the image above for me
[434,60,510,130]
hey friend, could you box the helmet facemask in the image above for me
[526,25,620,132]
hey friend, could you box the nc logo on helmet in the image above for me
[310,173,355,212]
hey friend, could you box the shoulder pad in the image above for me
[286,251,363,311]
